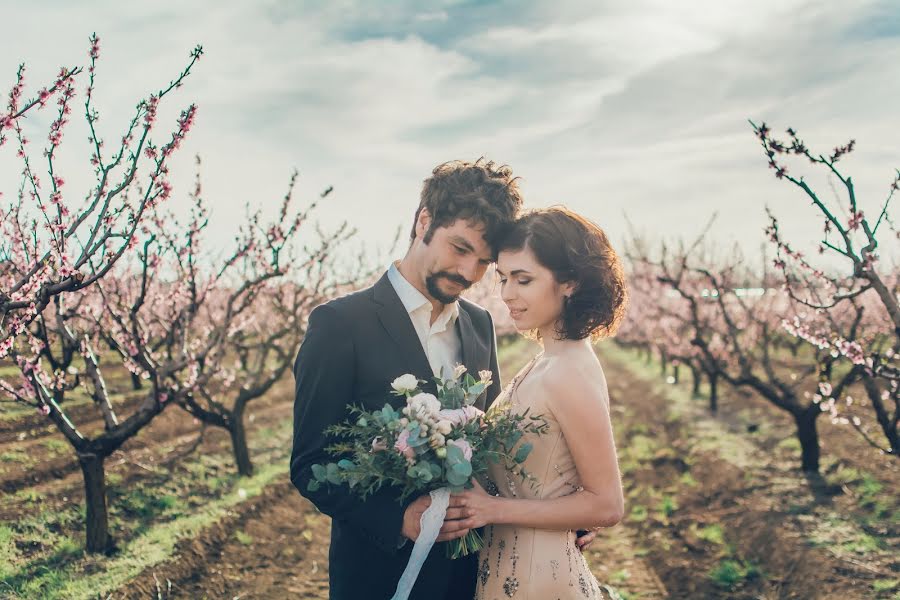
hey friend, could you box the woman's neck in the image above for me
[538,328,591,357]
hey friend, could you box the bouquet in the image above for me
[308,365,547,561]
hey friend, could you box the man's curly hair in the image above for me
[412,158,523,254]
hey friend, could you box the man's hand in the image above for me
[401,495,432,541]
[575,528,599,551]
[401,494,471,543]
[436,495,470,542]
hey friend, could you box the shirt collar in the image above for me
[387,262,460,326]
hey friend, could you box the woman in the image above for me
[453,207,627,599]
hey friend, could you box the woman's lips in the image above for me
[509,309,526,319]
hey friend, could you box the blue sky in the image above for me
[3,0,899,269]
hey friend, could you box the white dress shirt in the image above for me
[387,262,462,379]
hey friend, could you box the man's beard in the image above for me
[425,271,471,304]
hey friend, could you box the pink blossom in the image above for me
[39,404,51,416]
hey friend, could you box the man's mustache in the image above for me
[434,272,472,288]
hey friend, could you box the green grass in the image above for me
[693,523,725,545]
[873,579,898,593]
[709,559,760,589]
[610,568,630,584]
[41,438,69,454]
[678,472,698,487]
[658,495,677,518]
[1,458,288,599]
[0,525,17,580]
[0,409,295,600]
[234,530,253,546]
[0,449,31,464]
[628,504,648,523]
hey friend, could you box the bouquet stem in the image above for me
[447,529,484,559]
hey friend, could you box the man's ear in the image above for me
[415,208,432,239]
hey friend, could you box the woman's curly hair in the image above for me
[497,206,627,340]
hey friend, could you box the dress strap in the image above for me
[510,351,543,399]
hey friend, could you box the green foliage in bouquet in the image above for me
[308,366,548,557]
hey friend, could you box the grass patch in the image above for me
[628,504,648,523]
[234,530,253,546]
[0,449,31,464]
[776,436,801,453]
[709,559,759,589]
[872,579,898,593]
[657,496,677,518]
[600,344,756,469]
[678,472,698,487]
[42,438,69,454]
[0,525,18,580]
[2,459,287,599]
[0,413,295,600]
[610,568,630,584]
[693,523,725,545]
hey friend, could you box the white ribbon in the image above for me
[390,487,450,600]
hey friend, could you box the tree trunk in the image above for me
[79,453,111,553]
[659,351,668,377]
[672,364,680,384]
[708,372,719,414]
[130,372,143,391]
[690,365,701,396]
[794,408,821,473]
[229,404,253,477]
[861,375,900,457]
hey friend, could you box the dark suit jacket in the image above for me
[290,271,502,600]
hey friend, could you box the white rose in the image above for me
[453,364,467,379]
[391,374,419,394]
[409,393,440,416]
[436,420,453,435]
[429,432,446,448]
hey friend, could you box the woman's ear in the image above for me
[561,280,577,298]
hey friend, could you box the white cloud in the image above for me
[1,0,897,273]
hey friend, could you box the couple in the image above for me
[290,159,626,600]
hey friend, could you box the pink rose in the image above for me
[448,438,473,461]
[394,429,415,459]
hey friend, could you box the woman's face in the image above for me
[497,245,573,334]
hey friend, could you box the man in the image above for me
[291,159,522,599]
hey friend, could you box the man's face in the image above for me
[418,217,493,304]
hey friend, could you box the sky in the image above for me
[2,0,899,272]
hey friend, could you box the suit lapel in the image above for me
[456,305,481,379]
[373,273,436,393]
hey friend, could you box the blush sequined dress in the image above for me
[474,355,615,600]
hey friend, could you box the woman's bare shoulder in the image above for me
[534,350,606,402]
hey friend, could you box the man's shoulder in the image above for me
[458,296,490,318]
[313,284,377,318]
[458,297,493,330]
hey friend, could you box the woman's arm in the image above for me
[456,359,624,531]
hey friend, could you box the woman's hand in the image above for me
[451,479,502,530]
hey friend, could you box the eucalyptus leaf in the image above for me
[514,442,533,464]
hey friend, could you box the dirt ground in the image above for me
[3,339,897,599]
